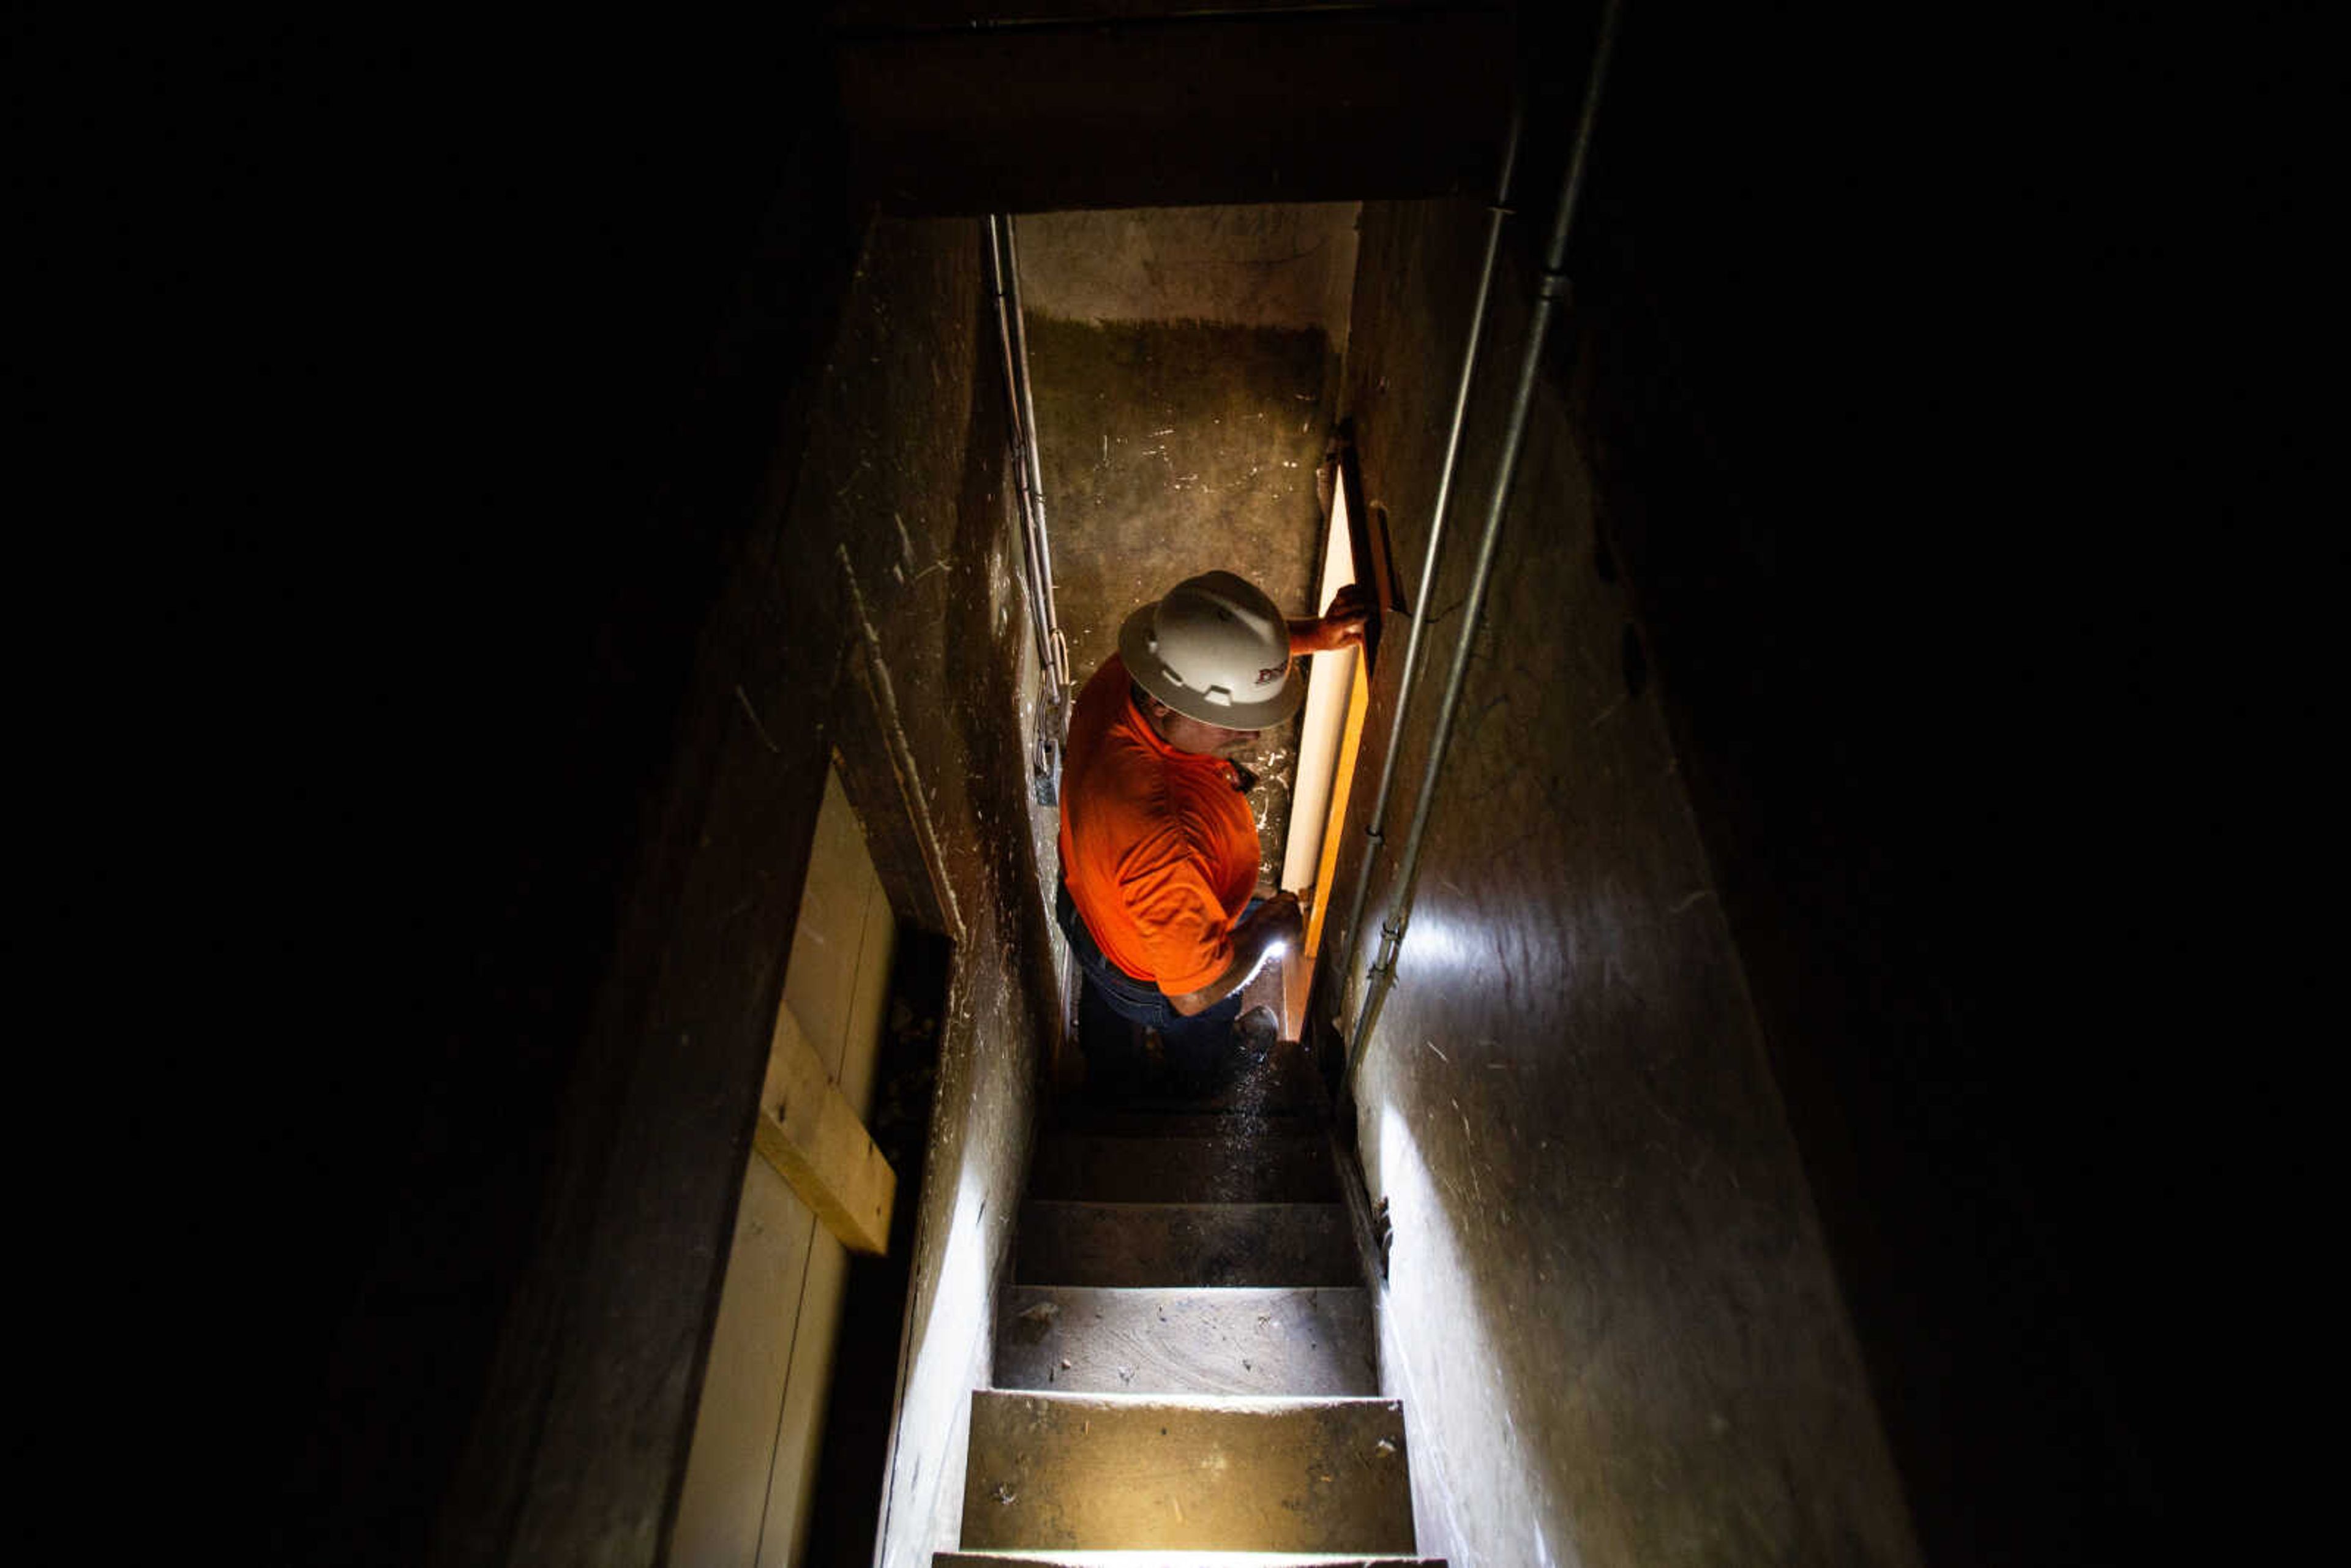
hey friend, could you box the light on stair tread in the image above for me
[935,1553,1444,1566]
[980,1389,1397,1411]
[934,1553,1445,1566]
[962,1389,1414,1553]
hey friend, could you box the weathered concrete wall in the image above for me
[1021,206,1354,881]
[1324,198,1920,1568]
[1017,203,1360,352]
[813,224,1067,1568]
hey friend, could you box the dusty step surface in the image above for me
[1041,1108,1321,1141]
[936,1553,1444,1566]
[960,1391,1415,1554]
[1016,1202,1359,1288]
[1060,1040,1324,1119]
[1027,1133,1338,1204]
[997,1286,1376,1395]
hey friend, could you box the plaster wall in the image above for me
[1327,199,1919,1568]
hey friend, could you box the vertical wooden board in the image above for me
[669,1161,817,1567]
[839,856,897,1123]
[1282,948,1311,1043]
[1305,656,1371,964]
[754,1228,852,1568]
[786,768,872,1079]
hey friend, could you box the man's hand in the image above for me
[1166,891,1303,1016]
[1257,889,1305,945]
[1289,582,1373,656]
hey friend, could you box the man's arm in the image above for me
[1288,582,1372,657]
[1165,892,1305,1016]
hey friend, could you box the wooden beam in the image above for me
[754,1000,898,1256]
[834,9,1512,215]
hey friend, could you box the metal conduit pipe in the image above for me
[1333,96,1523,1037]
[1347,0,1626,1078]
[984,217,1050,677]
[1002,215,1068,696]
[984,216,1070,704]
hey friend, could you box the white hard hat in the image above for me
[1119,571,1303,730]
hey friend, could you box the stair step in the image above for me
[936,1554,1444,1566]
[1043,1108,1321,1141]
[1056,1039,1324,1120]
[1028,1132,1338,1204]
[960,1390,1416,1554]
[1017,1202,1359,1288]
[997,1286,1376,1395]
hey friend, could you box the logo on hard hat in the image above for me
[1257,664,1286,686]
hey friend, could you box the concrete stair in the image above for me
[1017,1202,1358,1288]
[929,1063,1433,1567]
[960,1390,1414,1553]
[1026,1132,1338,1204]
[936,1556,1441,1566]
[998,1285,1376,1396]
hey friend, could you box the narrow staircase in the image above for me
[936,1046,1440,1567]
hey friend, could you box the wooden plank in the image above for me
[785,768,875,1081]
[996,1285,1376,1397]
[669,1161,817,1566]
[960,1391,1415,1553]
[839,853,897,1122]
[754,999,897,1255]
[1026,1132,1337,1204]
[757,1228,850,1568]
[1016,1201,1358,1288]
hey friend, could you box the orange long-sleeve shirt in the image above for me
[1057,656,1260,996]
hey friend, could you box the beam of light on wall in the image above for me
[1374,900,1480,1007]
[1346,903,1485,1071]
[914,1169,989,1375]
[1371,1097,1579,1568]
[882,1138,994,1561]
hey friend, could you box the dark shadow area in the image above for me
[229,21,862,1566]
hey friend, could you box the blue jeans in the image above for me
[1056,878,1258,1075]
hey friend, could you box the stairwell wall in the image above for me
[419,212,1059,1567]
[1321,197,1922,1568]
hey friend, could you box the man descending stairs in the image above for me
[933,1043,1442,1567]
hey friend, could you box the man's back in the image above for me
[1058,655,1258,996]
